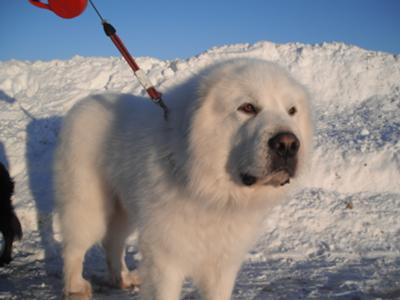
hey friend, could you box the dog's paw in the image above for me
[65,278,92,300]
[65,293,92,300]
[120,270,141,289]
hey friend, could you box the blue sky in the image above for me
[1,0,399,61]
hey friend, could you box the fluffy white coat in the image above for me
[54,58,313,300]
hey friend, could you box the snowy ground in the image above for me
[0,41,399,299]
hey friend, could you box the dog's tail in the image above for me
[11,213,23,240]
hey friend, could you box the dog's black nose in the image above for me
[268,132,300,158]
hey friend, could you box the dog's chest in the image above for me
[144,201,261,264]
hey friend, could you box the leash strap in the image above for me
[89,0,169,120]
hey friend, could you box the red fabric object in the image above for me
[29,0,88,19]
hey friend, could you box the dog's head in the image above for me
[176,59,313,208]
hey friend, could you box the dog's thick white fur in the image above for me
[55,58,313,300]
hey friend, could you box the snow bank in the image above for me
[0,41,399,299]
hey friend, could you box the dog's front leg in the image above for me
[139,253,184,300]
[197,263,241,300]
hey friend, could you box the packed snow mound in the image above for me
[0,41,399,299]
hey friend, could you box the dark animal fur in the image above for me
[0,162,22,266]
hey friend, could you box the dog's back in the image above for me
[0,162,22,266]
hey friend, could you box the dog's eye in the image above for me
[288,106,297,116]
[238,103,258,115]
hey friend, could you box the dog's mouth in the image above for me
[240,169,293,187]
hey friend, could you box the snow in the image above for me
[0,41,399,299]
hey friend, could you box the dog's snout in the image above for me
[268,132,300,158]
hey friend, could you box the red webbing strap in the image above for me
[109,34,140,71]
[102,21,169,119]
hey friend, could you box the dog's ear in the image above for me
[6,177,15,198]
[5,174,15,199]
[0,163,15,199]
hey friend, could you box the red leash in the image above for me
[29,0,88,19]
[89,0,169,120]
[101,20,169,119]
[30,0,169,119]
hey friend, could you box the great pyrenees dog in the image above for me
[55,58,313,300]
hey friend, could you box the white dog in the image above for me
[54,58,313,300]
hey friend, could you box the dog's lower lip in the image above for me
[259,169,293,187]
[280,178,290,186]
